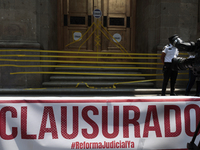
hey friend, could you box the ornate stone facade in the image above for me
[0,0,199,88]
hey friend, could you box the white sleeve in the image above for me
[162,46,167,53]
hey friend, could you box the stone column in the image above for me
[0,0,41,88]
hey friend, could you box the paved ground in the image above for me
[0,88,198,97]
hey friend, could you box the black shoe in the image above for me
[185,92,189,96]
[161,94,165,96]
[170,93,177,96]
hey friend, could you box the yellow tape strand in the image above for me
[0,64,162,70]
[0,54,160,60]
[113,78,189,88]
[0,49,188,56]
[10,71,164,76]
[75,82,113,89]
[21,78,189,90]
[73,78,190,89]
[0,58,163,65]
[0,49,160,55]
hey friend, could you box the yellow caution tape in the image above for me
[0,64,162,70]
[0,49,161,55]
[0,54,160,59]
[75,82,114,89]
[0,49,188,56]
[74,78,189,89]
[10,71,165,76]
[0,58,163,65]
[114,78,189,86]
[21,78,189,90]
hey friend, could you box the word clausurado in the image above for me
[0,103,199,140]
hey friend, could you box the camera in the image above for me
[168,35,200,76]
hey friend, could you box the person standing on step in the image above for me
[185,54,200,96]
[161,43,179,96]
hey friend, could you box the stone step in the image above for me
[53,64,152,73]
[50,75,146,81]
[54,64,137,67]
[51,70,141,75]
[54,66,140,71]
[42,81,154,88]
[54,68,140,72]
[42,63,155,92]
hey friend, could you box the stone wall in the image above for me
[159,0,198,47]
[37,0,58,50]
[37,0,58,83]
[0,0,57,88]
[136,0,199,88]
[0,0,39,47]
[136,0,198,53]
[0,0,58,49]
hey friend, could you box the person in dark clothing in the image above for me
[185,55,200,96]
[161,44,179,96]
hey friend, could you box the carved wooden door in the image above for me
[59,0,136,53]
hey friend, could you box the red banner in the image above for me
[0,96,199,150]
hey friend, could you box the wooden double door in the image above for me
[58,0,136,53]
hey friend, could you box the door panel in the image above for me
[108,0,127,14]
[63,0,93,51]
[102,0,131,52]
[69,0,87,13]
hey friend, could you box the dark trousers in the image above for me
[185,69,196,95]
[185,69,200,96]
[162,63,178,95]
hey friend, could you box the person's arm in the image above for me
[176,49,179,56]
[161,52,166,64]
